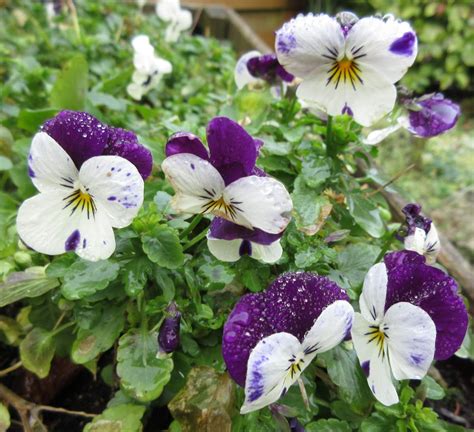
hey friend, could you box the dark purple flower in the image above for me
[384,250,468,360]
[158,302,181,354]
[165,116,262,185]
[246,54,295,84]
[222,272,350,387]
[398,203,432,238]
[41,111,153,179]
[407,93,460,138]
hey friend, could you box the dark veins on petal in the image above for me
[222,272,349,386]
[384,251,468,360]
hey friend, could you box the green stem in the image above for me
[182,228,208,251]
[283,95,297,123]
[180,214,203,239]
[325,115,334,157]
[374,228,400,264]
[50,321,74,337]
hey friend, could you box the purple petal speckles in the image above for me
[361,360,370,377]
[65,230,80,251]
[158,302,181,354]
[207,117,259,185]
[222,272,349,386]
[42,111,108,168]
[209,218,282,245]
[247,54,294,84]
[384,251,468,360]
[276,28,297,55]
[389,32,416,56]
[165,132,209,161]
[407,93,461,138]
[342,104,353,116]
[104,127,153,180]
[28,165,35,178]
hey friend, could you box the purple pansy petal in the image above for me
[384,251,468,360]
[407,93,461,138]
[247,54,294,84]
[104,127,153,180]
[222,272,349,386]
[42,110,108,168]
[207,117,259,185]
[209,218,282,245]
[399,203,432,238]
[165,132,209,161]
[158,302,181,354]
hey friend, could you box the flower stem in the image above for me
[325,115,334,157]
[50,321,75,337]
[182,228,208,251]
[0,361,22,377]
[298,378,310,411]
[180,214,203,239]
[374,228,400,264]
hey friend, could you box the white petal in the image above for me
[404,227,426,256]
[241,332,302,414]
[275,14,344,79]
[79,156,144,229]
[27,132,79,193]
[424,223,440,264]
[127,83,144,100]
[132,35,153,55]
[368,348,399,406]
[351,312,376,366]
[302,300,354,360]
[176,9,192,31]
[154,57,173,74]
[206,238,242,262]
[384,302,436,381]
[156,0,179,21]
[251,241,283,263]
[223,176,292,234]
[161,154,225,216]
[16,191,115,261]
[363,123,402,145]
[235,50,261,90]
[347,16,417,83]
[360,262,388,324]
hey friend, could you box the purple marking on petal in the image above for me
[104,127,153,180]
[42,111,108,168]
[209,218,281,245]
[361,360,370,377]
[207,117,259,185]
[384,251,468,360]
[410,354,424,366]
[239,239,252,256]
[165,131,209,161]
[108,196,117,201]
[276,29,297,54]
[65,230,80,251]
[389,32,416,56]
[247,355,267,402]
[222,272,349,386]
[407,93,461,138]
[342,104,353,116]
[82,238,87,248]
[28,165,35,178]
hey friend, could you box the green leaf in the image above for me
[88,91,127,111]
[360,413,398,432]
[72,304,125,364]
[121,257,152,297]
[347,195,385,238]
[16,108,58,133]
[0,156,12,171]
[335,243,381,288]
[61,260,120,300]
[19,327,55,378]
[0,403,10,432]
[83,404,146,432]
[0,267,60,307]
[117,330,173,402]
[50,54,88,110]
[456,326,474,360]
[301,157,331,189]
[306,419,351,432]
[141,226,184,270]
[419,376,445,400]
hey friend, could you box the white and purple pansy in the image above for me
[127,35,172,101]
[222,273,354,413]
[275,12,418,126]
[156,0,192,43]
[162,117,292,234]
[235,51,295,93]
[16,111,151,262]
[398,203,440,264]
[207,218,283,263]
[351,251,468,406]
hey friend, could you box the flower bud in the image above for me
[158,302,181,355]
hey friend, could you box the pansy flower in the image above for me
[16,111,151,261]
[127,35,172,101]
[364,93,460,145]
[235,51,294,95]
[351,251,468,405]
[222,273,354,413]
[156,0,192,43]
[162,117,292,234]
[398,203,440,264]
[275,12,417,126]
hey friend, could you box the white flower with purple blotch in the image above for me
[364,93,461,145]
[127,35,172,101]
[397,203,440,264]
[235,51,294,96]
[17,111,152,262]
[156,0,192,43]
[223,273,354,413]
[351,251,468,406]
[275,12,418,126]
[162,117,292,236]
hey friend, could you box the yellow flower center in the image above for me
[327,57,363,90]
[63,188,97,219]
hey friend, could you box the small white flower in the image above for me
[351,263,436,406]
[127,35,172,101]
[156,0,192,43]
[404,224,440,265]
[16,133,144,262]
